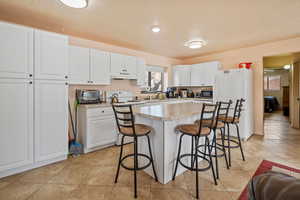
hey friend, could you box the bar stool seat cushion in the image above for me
[176,124,211,136]
[195,119,225,129]
[120,124,152,136]
[219,116,239,123]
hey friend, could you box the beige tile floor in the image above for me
[1,112,300,200]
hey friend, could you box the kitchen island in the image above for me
[133,102,208,184]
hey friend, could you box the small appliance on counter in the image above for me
[179,89,188,98]
[195,90,213,99]
[187,89,195,98]
[76,89,105,104]
[166,87,178,98]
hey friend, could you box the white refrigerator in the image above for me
[214,68,254,140]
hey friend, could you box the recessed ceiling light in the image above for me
[283,65,291,70]
[151,26,160,33]
[59,0,88,8]
[184,40,207,49]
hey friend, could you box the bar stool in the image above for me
[218,98,245,167]
[172,103,218,199]
[112,104,158,198]
[195,101,232,179]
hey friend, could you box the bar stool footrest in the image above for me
[178,153,211,172]
[216,137,240,149]
[120,153,152,171]
[196,144,226,157]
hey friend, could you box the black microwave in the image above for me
[199,90,213,98]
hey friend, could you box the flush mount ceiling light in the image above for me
[283,64,291,70]
[59,0,88,8]
[151,26,161,33]
[184,40,207,49]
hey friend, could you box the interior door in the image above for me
[0,22,33,79]
[291,62,300,128]
[0,79,33,172]
[35,30,68,80]
[34,80,68,162]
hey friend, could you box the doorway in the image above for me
[263,53,300,139]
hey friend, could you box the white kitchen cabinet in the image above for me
[90,49,111,85]
[0,79,33,173]
[35,30,68,80]
[34,80,68,162]
[0,22,33,79]
[190,61,220,86]
[78,106,117,153]
[136,58,147,87]
[69,45,90,84]
[110,53,137,79]
[173,65,191,86]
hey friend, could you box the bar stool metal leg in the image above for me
[220,128,230,169]
[172,134,184,180]
[206,136,218,185]
[226,123,231,167]
[115,135,125,183]
[146,135,158,181]
[235,123,245,161]
[195,136,199,199]
[133,137,138,198]
[213,130,219,179]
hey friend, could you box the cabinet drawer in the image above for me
[87,107,113,118]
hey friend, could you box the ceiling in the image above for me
[1,0,300,59]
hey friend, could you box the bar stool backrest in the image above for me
[215,100,232,127]
[112,104,136,136]
[198,103,218,135]
[232,98,245,123]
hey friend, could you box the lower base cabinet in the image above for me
[78,106,117,153]
[0,79,34,174]
[0,79,68,178]
[34,80,68,162]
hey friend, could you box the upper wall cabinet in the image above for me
[69,45,90,84]
[0,22,33,79]
[136,58,147,87]
[173,65,191,87]
[90,49,111,85]
[190,61,221,86]
[35,30,68,80]
[110,53,137,79]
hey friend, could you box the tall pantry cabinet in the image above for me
[0,22,68,178]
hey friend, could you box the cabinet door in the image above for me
[69,45,90,84]
[0,22,33,79]
[124,55,137,78]
[35,30,68,80]
[87,117,117,149]
[110,53,124,76]
[206,61,220,86]
[0,79,33,172]
[136,58,147,86]
[191,63,206,86]
[90,49,111,85]
[173,66,191,86]
[35,80,68,162]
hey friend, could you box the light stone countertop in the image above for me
[78,98,212,109]
[133,102,204,121]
